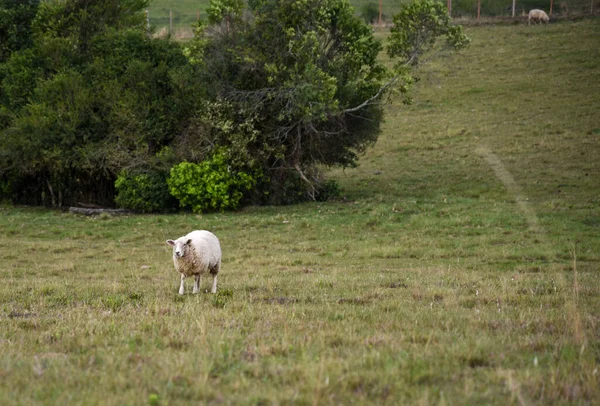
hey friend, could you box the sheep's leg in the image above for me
[179,274,185,295]
[211,274,217,294]
[193,275,200,294]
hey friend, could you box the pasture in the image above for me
[1,19,599,404]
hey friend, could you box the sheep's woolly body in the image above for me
[528,9,549,25]
[172,231,221,276]
[167,230,222,294]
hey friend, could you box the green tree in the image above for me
[185,0,387,202]
[388,0,470,68]
[0,0,40,63]
[0,0,197,207]
[183,0,468,202]
[0,0,469,210]
[0,0,40,129]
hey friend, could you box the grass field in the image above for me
[1,19,600,405]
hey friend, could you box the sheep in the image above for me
[528,9,550,25]
[166,230,222,295]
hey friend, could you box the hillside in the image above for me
[1,18,599,404]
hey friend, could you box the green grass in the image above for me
[1,19,600,404]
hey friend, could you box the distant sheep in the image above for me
[166,230,222,295]
[528,9,550,25]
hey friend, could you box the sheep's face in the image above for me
[166,238,192,259]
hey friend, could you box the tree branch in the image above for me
[343,75,399,114]
[294,162,316,200]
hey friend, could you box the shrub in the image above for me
[114,170,177,213]
[167,151,259,213]
[315,179,340,202]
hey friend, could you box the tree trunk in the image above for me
[46,180,56,207]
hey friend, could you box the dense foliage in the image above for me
[114,170,178,213]
[0,0,197,207]
[0,0,468,211]
[389,0,470,69]
[187,0,388,203]
[0,0,39,63]
[167,150,258,213]
[181,0,468,205]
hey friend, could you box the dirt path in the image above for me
[476,145,541,234]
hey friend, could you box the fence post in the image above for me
[169,10,173,34]
[447,0,452,16]
[477,0,481,20]
[550,0,554,16]
[512,0,516,17]
[378,0,382,27]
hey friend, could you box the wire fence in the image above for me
[449,0,597,17]
[146,0,599,38]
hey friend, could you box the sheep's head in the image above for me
[166,238,192,258]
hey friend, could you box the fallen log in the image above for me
[69,207,132,216]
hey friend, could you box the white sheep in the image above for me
[166,230,222,295]
[528,9,550,25]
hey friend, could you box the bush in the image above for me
[315,179,340,202]
[167,151,259,213]
[114,170,177,213]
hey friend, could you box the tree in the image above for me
[0,0,469,210]
[0,0,40,63]
[0,0,196,207]
[182,0,468,203]
[184,0,387,202]
[388,0,469,68]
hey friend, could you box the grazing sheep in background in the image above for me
[528,9,550,25]
[166,230,222,295]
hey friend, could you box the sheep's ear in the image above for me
[166,240,175,246]
[186,239,192,245]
